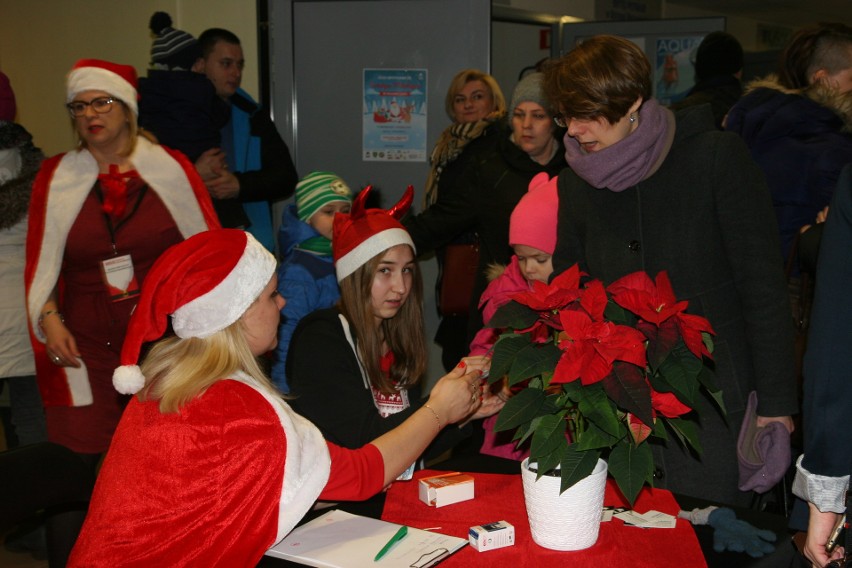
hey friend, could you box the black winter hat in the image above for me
[149,12,201,71]
[694,31,744,82]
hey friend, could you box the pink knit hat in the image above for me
[332,185,415,282]
[509,172,559,254]
[112,229,276,395]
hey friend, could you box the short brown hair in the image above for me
[338,245,426,394]
[444,69,507,122]
[777,23,852,90]
[543,35,652,125]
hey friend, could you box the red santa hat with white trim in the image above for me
[113,229,276,395]
[332,184,416,282]
[66,58,139,116]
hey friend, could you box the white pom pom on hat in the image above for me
[112,229,276,395]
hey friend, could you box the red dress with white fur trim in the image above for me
[69,374,384,567]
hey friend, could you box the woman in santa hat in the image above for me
[24,59,220,471]
[287,185,502,476]
[68,228,486,566]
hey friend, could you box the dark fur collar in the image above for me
[744,74,852,132]
[0,122,44,230]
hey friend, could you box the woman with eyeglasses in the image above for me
[25,59,219,476]
[543,35,796,506]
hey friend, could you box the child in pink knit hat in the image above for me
[469,172,559,459]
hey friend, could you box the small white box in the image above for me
[468,521,515,552]
[418,472,474,508]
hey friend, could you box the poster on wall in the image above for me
[363,69,427,162]
[654,35,704,105]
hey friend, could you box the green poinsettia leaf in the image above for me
[509,343,561,386]
[603,300,633,326]
[489,334,529,384]
[701,331,715,355]
[665,417,703,456]
[641,319,680,371]
[487,300,540,330]
[697,366,727,420]
[512,415,542,445]
[559,445,600,494]
[494,388,545,432]
[656,342,701,406]
[530,415,568,457]
[601,362,654,428]
[609,439,654,506]
[577,383,621,438]
[652,417,668,440]
[576,421,620,451]
[530,436,568,477]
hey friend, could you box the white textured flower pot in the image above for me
[521,457,608,551]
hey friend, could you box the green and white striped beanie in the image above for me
[295,171,353,222]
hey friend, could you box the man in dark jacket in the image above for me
[194,28,298,251]
[669,31,744,130]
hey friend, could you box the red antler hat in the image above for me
[112,229,276,395]
[332,185,415,282]
[67,58,139,115]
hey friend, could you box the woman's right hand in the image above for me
[425,358,489,425]
[43,316,82,368]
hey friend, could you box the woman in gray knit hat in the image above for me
[404,71,566,377]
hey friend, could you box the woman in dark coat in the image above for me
[544,35,797,506]
[405,72,566,347]
[422,69,506,370]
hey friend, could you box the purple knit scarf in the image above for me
[563,99,674,192]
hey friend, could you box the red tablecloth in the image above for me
[382,469,707,568]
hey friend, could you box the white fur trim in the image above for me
[335,228,415,282]
[66,359,94,406]
[172,233,276,339]
[27,138,211,342]
[67,67,138,116]
[229,372,331,542]
[113,365,146,395]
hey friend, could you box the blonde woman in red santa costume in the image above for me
[24,59,220,469]
[68,228,486,566]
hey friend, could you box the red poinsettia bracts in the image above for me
[488,263,721,506]
[552,281,646,386]
[607,271,715,359]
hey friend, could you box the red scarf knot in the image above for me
[97,164,139,219]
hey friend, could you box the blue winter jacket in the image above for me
[726,78,852,261]
[271,204,340,392]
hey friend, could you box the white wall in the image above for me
[0,0,258,157]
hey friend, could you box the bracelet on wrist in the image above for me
[423,404,442,433]
[38,310,64,328]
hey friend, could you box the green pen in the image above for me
[374,525,408,562]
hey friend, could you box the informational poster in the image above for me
[363,69,427,162]
[654,35,704,105]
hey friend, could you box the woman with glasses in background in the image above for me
[25,59,219,478]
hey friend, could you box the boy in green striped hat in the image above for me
[273,172,353,392]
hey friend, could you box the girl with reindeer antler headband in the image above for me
[287,185,504,481]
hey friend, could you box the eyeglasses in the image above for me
[553,114,568,128]
[66,97,116,117]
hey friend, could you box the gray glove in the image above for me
[707,507,777,557]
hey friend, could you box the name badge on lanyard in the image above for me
[100,254,140,302]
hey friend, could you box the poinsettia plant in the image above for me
[487,264,725,505]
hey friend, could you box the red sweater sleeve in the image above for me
[320,442,385,501]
